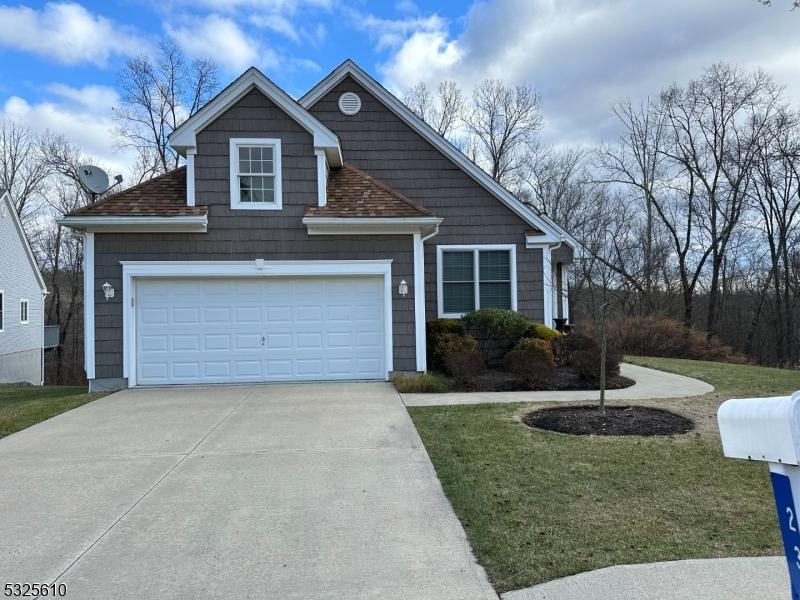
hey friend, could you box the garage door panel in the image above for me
[136,276,386,385]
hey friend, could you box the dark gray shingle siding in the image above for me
[308,76,549,321]
[93,89,416,378]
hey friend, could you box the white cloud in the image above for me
[166,14,271,73]
[353,12,447,51]
[376,0,800,147]
[1,84,136,179]
[250,13,299,42]
[0,2,145,66]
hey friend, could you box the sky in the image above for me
[1,0,798,180]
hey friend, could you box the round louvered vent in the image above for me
[338,92,362,115]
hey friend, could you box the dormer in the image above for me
[168,67,342,209]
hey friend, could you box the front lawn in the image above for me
[408,357,800,593]
[0,385,104,439]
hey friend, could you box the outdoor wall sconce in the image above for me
[102,281,115,301]
[398,280,408,297]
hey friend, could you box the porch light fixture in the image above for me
[398,280,408,297]
[102,281,115,301]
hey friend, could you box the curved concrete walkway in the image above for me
[402,363,714,407]
[501,556,786,600]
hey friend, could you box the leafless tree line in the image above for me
[405,63,800,366]
[1,42,218,383]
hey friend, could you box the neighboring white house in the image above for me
[0,189,48,385]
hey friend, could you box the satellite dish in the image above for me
[78,165,111,195]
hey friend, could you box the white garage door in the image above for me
[135,277,386,385]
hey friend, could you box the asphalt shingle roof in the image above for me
[66,163,434,219]
[66,167,207,217]
[305,164,432,218]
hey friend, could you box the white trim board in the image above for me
[120,260,395,387]
[528,243,554,327]
[83,232,95,380]
[56,215,208,233]
[413,233,426,372]
[300,60,584,254]
[436,244,517,319]
[1,191,47,293]
[303,216,441,236]
[0,289,4,332]
[169,67,343,167]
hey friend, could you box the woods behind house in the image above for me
[3,46,799,382]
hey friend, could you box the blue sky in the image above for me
[1,0,798,178]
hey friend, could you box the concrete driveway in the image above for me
[0,383,496,600]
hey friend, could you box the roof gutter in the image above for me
[303,216,442,237]
[56,215,208,233]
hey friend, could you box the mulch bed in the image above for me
[522,405,695,436]
[447,366,635,393]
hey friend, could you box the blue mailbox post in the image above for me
[718,392,800,599]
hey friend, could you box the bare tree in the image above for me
[750,108,800,365]
[35,133,93,383]
[114,40,217,179]
[519,146,595,234]
[463,79,543,185]
[660,63,781,335]
[403,81,464,138]
[0,120,49,223]
[595,98,696,317]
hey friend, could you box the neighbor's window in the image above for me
[20,299,29,324]
[229,138,282,210]
[438,246,516,317]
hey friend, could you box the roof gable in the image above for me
[1,190,47,293]
[170,67,342,167]
[300,60,584,255]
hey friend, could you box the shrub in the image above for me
[513,337,557,366]
[504,339,556,388]
[443,351,486,383]
[563,332,620,383]
[524,322,562,343]
[431,333,479,372]
[606,315,747,363]
[462,309,531,367]
[392,372,447,393]
[426,319,465,367]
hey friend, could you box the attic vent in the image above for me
[338,92,362,115]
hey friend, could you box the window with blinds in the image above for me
[440,247,513,316]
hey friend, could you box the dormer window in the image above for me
[229,138,282,210]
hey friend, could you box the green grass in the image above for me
[0,385,104,439]
[408,356,797,592]
[624,355,800,397]
[392,371,447,393]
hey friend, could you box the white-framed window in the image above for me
[436,245,517,318]
[229,138,282,210]
[0,290,4,332]
[19,299,29,324]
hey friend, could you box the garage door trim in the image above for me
[121,260,393,387]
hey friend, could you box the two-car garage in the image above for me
[129,267,390,386]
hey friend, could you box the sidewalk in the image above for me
[403,363,714,407]
[501,557,786,600]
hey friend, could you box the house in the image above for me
[0,189,48,385]
[58,60,581,392]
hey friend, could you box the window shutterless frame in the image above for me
[19,298,29,324]
[229,138,282,210]
[436,245,517,318]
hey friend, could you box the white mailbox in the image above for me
[718,392,800,600]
